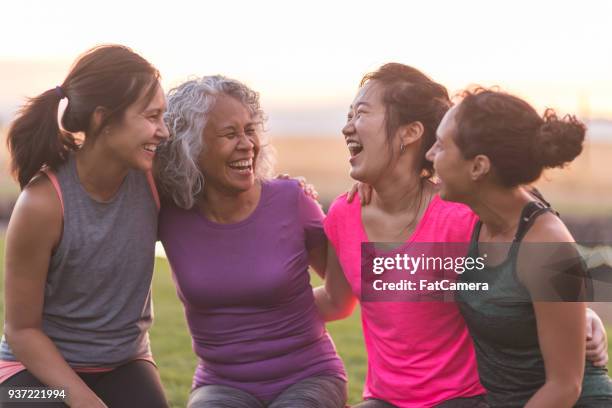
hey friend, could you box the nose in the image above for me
[425,143,436,162]
[237,132,255,150]
[342,119,355,138]
[157,120,170,140]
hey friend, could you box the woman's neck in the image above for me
[75,143,130,201]
[197,181,262,224]
[371,172,430,215]
[361,172,436,243]
[469,186,533,240]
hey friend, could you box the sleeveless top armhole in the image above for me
[470,196,557,263]
[41,168,64,216]
[146,171,160,211]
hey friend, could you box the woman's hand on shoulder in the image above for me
[586,307,609,367]
[276,173,320,202]
[346,182,372,206]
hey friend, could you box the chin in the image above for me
[230,180,256,193]
[133,159,153,172]
[349,166,368,183]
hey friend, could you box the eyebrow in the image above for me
[143,108,163,115]
[219,122,258,132]
[355,101,372,109]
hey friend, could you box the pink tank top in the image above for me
[324,194,485,407]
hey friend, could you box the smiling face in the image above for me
[343,80,393,184]
[198,94,261,194]
[102,82,169,172]
[426,104,474,202]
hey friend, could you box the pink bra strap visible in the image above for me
[41,168,64,215]
[146,171,160,211]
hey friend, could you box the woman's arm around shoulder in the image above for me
[313,242,357,322]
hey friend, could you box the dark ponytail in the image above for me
[7,89,78,189]
[6,44,160,190]
[453,88,586,187]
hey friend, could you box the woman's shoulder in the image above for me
[263,178,321,208]
[264,177,301,193]
[9,174,63,247]
[323,194,361,239]
[523,211,573,243]
[19,173,63,219]
[430,195,477,221]
[420,195,478,241]
[327,192,360,217]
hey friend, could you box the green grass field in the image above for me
[1,239,611,407]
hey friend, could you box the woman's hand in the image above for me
[586,308,609,367]
[346,182,372,206]
[276,174,319,201]
[68,389,108,408]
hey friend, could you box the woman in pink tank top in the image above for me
[314,63,609,408]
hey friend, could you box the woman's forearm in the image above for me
[6,327,104,407]
[314,286,355,321]
[525,378,582,408]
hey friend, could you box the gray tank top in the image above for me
[0,155,159,367]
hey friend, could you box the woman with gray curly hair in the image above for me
[155,75,347,408]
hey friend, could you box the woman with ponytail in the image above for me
[1,45,169,407]
[426,89,612,407]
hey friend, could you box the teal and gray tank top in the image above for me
[0,155,159,367]
[457,198,612,407]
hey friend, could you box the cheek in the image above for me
[361,128,387,154]
[252,137,261,154]
[203,140,237,170]
[436,151,453,170]
[197,146,220,173]
[434,152,446,169]
[125,117,148,135]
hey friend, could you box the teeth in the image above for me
[144,144,157,153]
[228,159,253,169]
[347,141,364,156]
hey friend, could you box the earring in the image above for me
[400,143,406,154]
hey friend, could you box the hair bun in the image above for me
[534,109,586,168]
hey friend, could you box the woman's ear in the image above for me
[398,121,425,147]
[471,154,491,181]
[90,106,109,135]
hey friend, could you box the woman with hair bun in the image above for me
[426,89,612,407]
[1,45,170,408]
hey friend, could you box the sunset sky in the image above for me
[1,0,611,135]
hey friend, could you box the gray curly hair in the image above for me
[154,75,275,209]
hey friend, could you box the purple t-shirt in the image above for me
[158,179,346,401]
